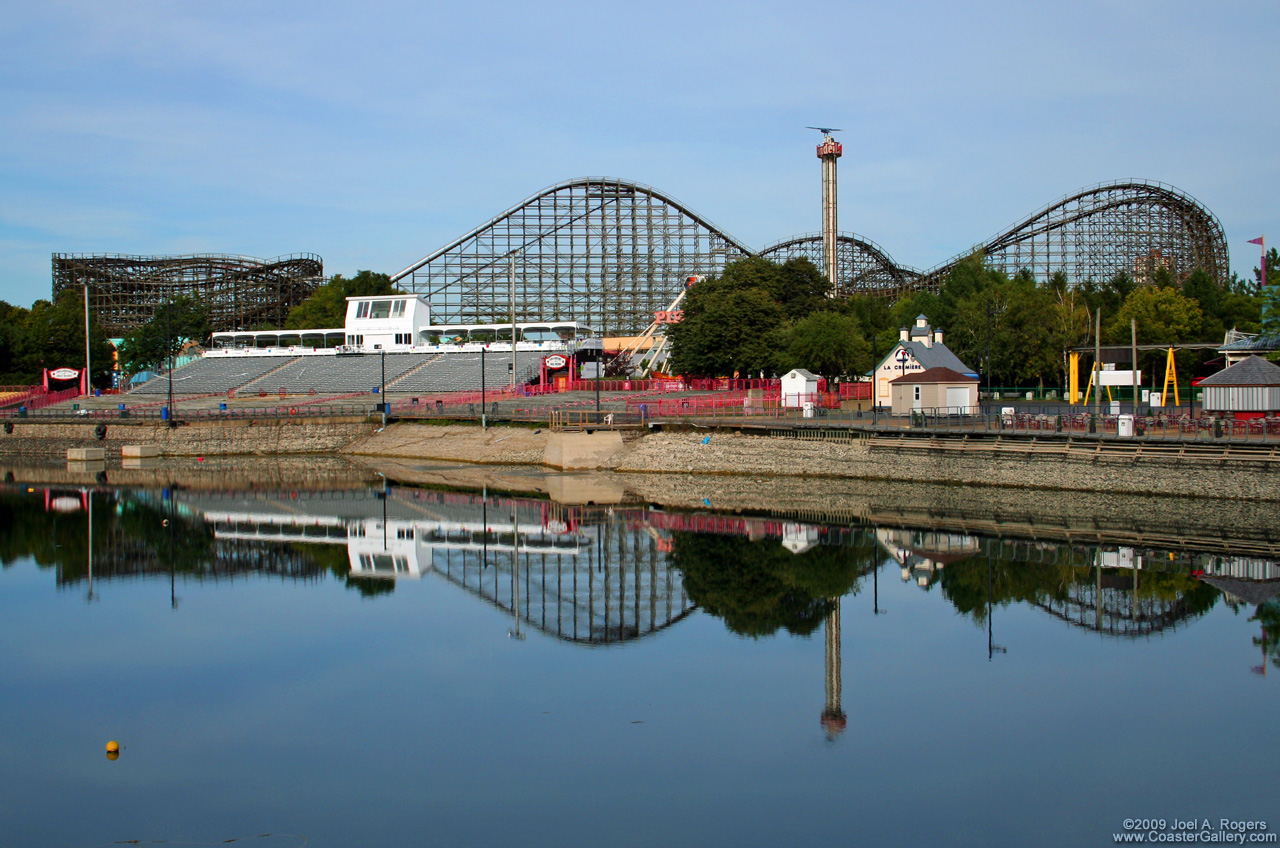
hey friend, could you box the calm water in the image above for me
[0,481,1276,848]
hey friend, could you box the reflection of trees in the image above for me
[1251,600,1280,672]
[0,491,343,586]
[939,551,1220,636]
[670,531,873,637]
[291,541,394,597]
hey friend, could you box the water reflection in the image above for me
[3,477,1277,846]
[3,482,1279,660]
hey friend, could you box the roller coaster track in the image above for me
[392,177,1228,335]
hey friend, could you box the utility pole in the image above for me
[1093,308,1101,418]
[510,259,517,391]
[166,300,176,428]
[1131,319,1138,415]
[481,347,487,429]
[380,348,387,427]
[986,302,993,410]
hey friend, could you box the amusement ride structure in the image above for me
[391,169,1230,337]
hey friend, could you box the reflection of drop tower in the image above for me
[817,132,843,293]
[821,600,847,740]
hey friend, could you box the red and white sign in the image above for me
[49,368,81,381]
[544,354,568,370]
[654,310,684,324]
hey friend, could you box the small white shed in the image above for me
[780,369,819,409]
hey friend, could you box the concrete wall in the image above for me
[610,430,1280,502]
[544,431,624,469]
[0,416,377,457]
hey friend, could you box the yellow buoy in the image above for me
[106,741,119,753]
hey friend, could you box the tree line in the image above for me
[668,249,1276,386]
[0,271,400,384]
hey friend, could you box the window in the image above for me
[356,301,370,319]
[392,300,406,318]
[913,386,921,401]
[369,300,392,319]
[521,326,553,342]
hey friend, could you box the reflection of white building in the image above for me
[202,512,591,580]
[782,523,820,554]
[193,489,690,645]
[875,528,981,587]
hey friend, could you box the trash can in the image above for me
[1117,414,1134,438]
[802,402,814,419]
[17,406,26,418]
[219,403,227,411]
[160,407,169,421]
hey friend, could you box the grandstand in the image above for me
[243,353,432,395]
[132,350,546,398]
[389,352,541,394]
[131,356,299,395]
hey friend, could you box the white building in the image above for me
[868,315,977,408]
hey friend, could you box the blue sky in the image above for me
[2,0,1276,308]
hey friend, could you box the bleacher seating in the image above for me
[133,350,546,398]
[131,356,299,395]
[242,352,431,394]
[388,351,541,394]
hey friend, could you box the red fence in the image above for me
[19,386,82,411]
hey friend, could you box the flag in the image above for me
[1248,237,1264,245]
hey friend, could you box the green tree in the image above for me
[778,311,871,378]
[16,289,115,386]
[0,300,28,383]
[1184,268,1261,341]
[115,296,212,373]
[1105,285,1204,345]
[284,270,397,330]
[670,532,870,638]
[668,287,785,377]
[1252,247,1280,291]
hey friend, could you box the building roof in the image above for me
[890,366,978,385]
[1198,577,1280,607]
[1197,355,1280,387]
[907,340,977,376]
[782,368,819,380]
[1219,333,1280,353]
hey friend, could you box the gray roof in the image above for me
[1199,577,1280,607]
[1220,334,1280,352]
[905,340,977,378]
[1197,355,1280,387]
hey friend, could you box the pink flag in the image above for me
[1248,237,1264,245]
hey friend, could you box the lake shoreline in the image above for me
[2,418,1278,502]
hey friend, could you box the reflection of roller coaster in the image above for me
[1032,581,1207,639]
[392,177,1228,334]
[52,253,324,336]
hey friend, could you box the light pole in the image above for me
[380,348,387,427]
[166,300,176,428]
[480,348,487,429]
[985,302,993,412]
